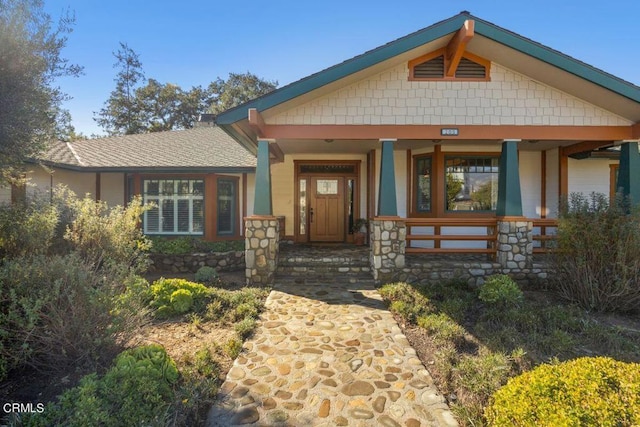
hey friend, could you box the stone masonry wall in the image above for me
[369,219,406,283]
[393,258,550,287]
[149,252,244,274]
[496,220,533,269]
[245,217,280,285]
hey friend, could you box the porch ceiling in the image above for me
[272,139,589,154]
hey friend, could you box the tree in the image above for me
[135,79,211,132]
[207,72,277,115]
[0,0,82,179]
[94,42,145,135]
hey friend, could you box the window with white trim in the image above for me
[143,179,204,235]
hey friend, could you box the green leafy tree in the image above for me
[136,79,212,131]
[0,0,82,179]
[94,42,146,135]
[207,72,277,115]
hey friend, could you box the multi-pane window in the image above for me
[217,179,236,236]
[143,179,204,235]
[445,156,499,211]
[415,156,432,213]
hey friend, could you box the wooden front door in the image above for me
[310,177,345,242]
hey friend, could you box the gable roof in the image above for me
[217,11,640,139]
[34,126,256,172]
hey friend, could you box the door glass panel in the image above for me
[299,179,307,235]
[316,179,338,195]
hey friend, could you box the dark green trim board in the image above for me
[496,140,523,217]
[616,141,640,207]
[216,12,640,128]
[253,140,273,215]
[377,140,398,216]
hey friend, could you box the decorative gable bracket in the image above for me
[408,19,491,81]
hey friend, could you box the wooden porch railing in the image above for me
[405,218,498,254]
[404,217,558,255]
[532,218,558,254]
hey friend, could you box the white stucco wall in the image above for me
[567,158,616,198]
[545,148,560,217]
[519,151,542,218]
[269,62,632,127]
[99,173,125,207]
[27,166,96,200]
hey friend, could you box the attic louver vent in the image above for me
[455,57,486,78]
[413,55,444,78]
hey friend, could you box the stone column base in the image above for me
[496,219,533,269]
[369,217,406,283]
[245,216,280,285]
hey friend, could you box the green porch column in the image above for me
[616,141,640,206]
[253,139,273,215]
[496,139,523,217]
[377,139,398,216]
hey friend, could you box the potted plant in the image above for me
[352,218,368,245]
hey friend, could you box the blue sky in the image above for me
[44,0,640,136]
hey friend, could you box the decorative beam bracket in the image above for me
[445,19,475,78]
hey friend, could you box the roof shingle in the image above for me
[37,126,256,171]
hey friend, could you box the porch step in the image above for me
[277,243,373,283]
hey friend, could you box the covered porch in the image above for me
[241,124,640,285]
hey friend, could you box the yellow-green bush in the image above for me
[150,278,209,318]
[486,357,640,426]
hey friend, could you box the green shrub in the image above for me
[64,193,150,273]
[149,237,244,254]
[0,254,126,381]
[552,192,640,313]
[380,282,434,323]
[149,236,198,254]
[24,345,178,427]
[486,357,640,426]
[235,317,257,339]
[206,287,268,323]
[478,274,523,307]
[223,337,243,359]
[417,313,465,345]
[195,266,219,283]
[150,278,209,318]
[0,196,59,258]
[170,289,194,314]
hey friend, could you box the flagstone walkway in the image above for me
[207,279,458,426]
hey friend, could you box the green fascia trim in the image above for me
[496,141,523,217]
[253,140,273,215]
[217,13,640,128]
[218,124,259,155]
[378,140,398,216]
[216,14,469,125]
[474,21,640,104]
[616,141,640,206]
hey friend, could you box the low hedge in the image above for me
[486,356,640,426]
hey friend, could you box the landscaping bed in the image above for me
[380,278,640,426]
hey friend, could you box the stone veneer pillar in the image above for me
[245,216,279,285]
[496,218,533,269]
[369,218,406,283]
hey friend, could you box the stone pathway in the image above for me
[207,279,458,426]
